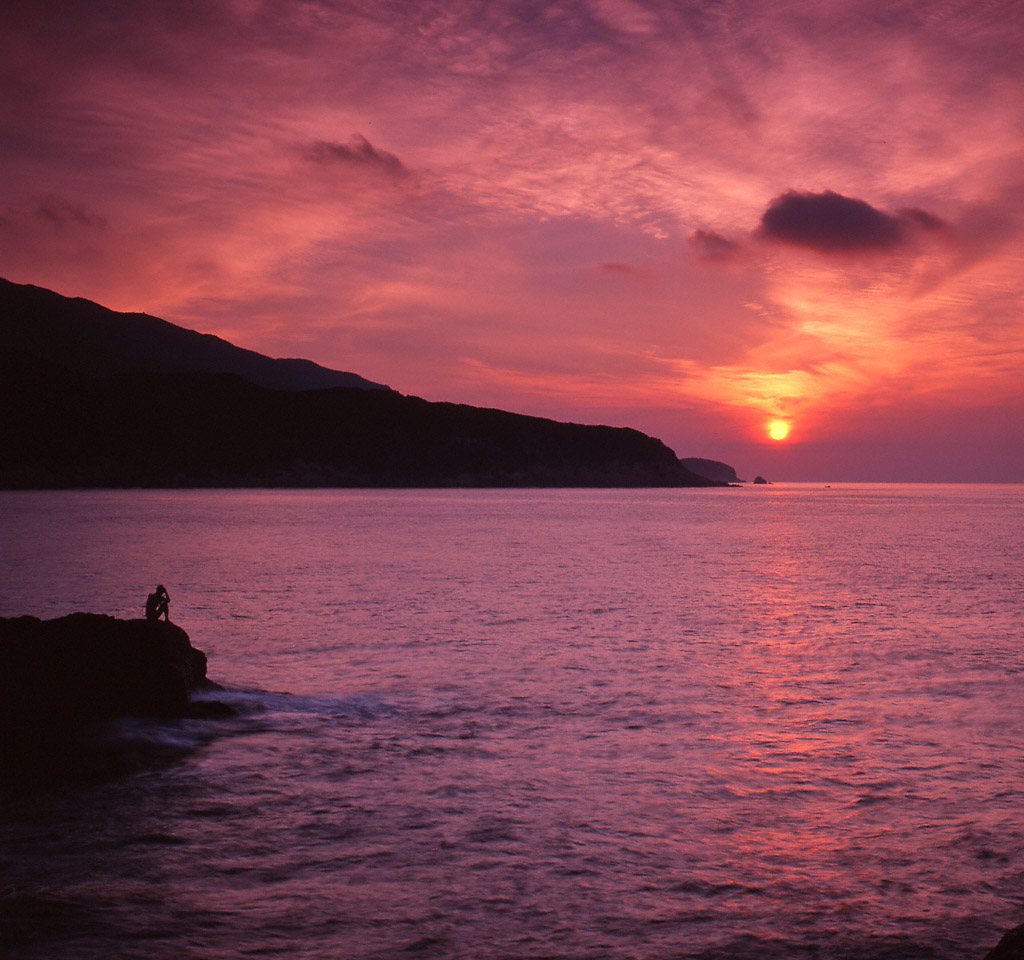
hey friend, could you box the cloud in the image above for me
[757,190,908,253]
[688,229,740,262]
[587,0,661,37]
[711,192,954,265]
[306,136,408,178]
[36,195,107,230]
[897,207,949,234]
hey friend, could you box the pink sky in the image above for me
[3,0,1023,480]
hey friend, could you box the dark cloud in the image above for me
[708,86,760,130]
[36,195,107,230]
[898,207,948,233]
[758,189,906,253]
[689,229,739,261]
[599,262,634,273]
[306,136,408,178]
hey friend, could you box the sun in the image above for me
[767,419,791,441]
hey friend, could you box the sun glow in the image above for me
[768,420,791,441]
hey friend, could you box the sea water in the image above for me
[2,485,1024,959]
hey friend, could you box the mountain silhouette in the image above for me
[0,277,389,392]
[0,278,722,489]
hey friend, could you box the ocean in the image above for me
[2,485,1024,959]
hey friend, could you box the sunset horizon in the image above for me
[4,0,1023,482]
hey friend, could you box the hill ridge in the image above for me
[0,278,725,489]
[0,277,390,393]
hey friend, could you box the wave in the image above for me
[201,685,405,721]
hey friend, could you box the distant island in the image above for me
[0,278,735,489]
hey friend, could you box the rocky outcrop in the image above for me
[985,924,1024,960]
[0,613,223,766]
[679,457,742,483]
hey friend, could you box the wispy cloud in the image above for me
[305,136,409,178]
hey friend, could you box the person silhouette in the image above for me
[146,585,171,621]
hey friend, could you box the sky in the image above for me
[3,0,1024,481]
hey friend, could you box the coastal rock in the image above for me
[753,475,769,484]
[0,613,223,765]
[985,924,1024,960]
[679,457,742,483]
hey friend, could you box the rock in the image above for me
[984,924,1024,960]
[679,457,742,483]
[753,475,769,484]
[0,613,228,766]
[187,699,236,719]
